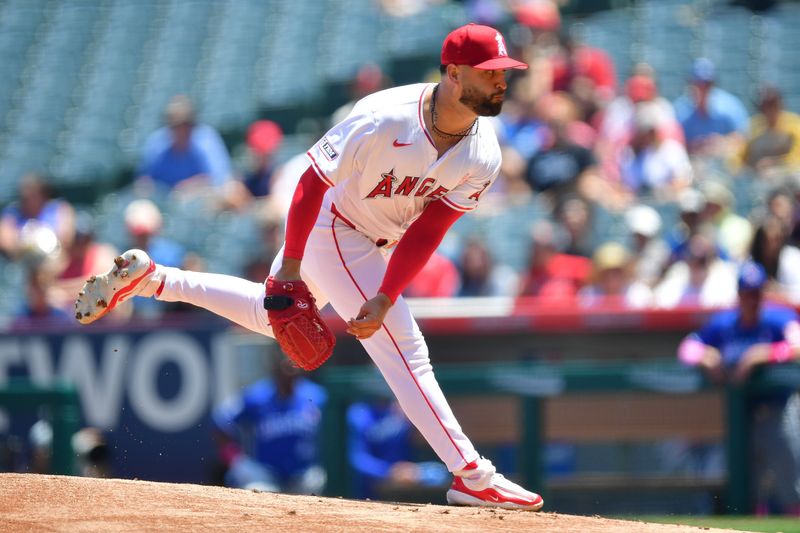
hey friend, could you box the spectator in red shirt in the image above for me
[519,220,591,302]
[49,211,117,313]
[404,252,460,298]
[550,30,617,122]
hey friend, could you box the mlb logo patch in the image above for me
[321,138,338,161]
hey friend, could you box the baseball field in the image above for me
[0,473,748,533]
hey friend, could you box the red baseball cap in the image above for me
[247,120,283,155]
[441,23,528,71]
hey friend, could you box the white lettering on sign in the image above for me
[60,335,129,429]
[0,330,239,433]
[25,337,54,387]
[129,332,208,433]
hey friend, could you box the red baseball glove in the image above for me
[263,277,335,371]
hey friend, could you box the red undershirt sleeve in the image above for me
[284,166,330,260]
[378,200,464,303]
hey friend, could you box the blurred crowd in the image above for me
[3,1,800,326]
[3,1,800,515]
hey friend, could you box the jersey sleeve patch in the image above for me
[320,138,338,161]
[306,109,376,187]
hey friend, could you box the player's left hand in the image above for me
[346,293,393,339]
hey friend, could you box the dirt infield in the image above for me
[0,474,744,532]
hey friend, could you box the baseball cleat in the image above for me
[74,249,164,324]
[446,459,544,511]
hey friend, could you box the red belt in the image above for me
[331,203,392,248]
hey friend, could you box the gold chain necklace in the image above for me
[430,84,478,139]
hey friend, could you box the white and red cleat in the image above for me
[446,458,544,511]
[74,249,164,324]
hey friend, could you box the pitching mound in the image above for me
[1,474,738,532]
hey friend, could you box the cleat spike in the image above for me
[75,312,82,319]
[114,256,125,268]
[87,275,97,283]
[120,271,129,278]
[96,299,107,308]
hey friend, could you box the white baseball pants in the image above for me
[157,206,479,472]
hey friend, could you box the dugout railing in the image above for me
[320,360,800,515]
[0,380,80,475]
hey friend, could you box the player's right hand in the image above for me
[346,293,392,340]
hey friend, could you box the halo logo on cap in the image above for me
[495,32,508,56]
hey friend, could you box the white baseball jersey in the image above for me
[156,85,500,476]
[306,83,501,244]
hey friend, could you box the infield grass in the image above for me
[627,515,800,533]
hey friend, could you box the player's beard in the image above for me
[460,85,504,116]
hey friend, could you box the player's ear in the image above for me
[446,64,460,84]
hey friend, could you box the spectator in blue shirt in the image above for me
[678,261,800,515]
[212,357,327,494]
[0,173,75,260]
[673,58,749,157]
[137,95,232,190]
[347,399,448,500]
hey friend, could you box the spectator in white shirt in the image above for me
[655,234,738,308]
[619,102,693,200]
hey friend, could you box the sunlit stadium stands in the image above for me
[1,0,800,277]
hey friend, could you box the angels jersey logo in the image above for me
[468,180,491,201]
[366,169,450,200]
[495,32,507,57]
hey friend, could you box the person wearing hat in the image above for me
[625,205,670,287]
[137,94,233,190]
[598,67,684,162]
[578,241,653,308]
[673,58,749,155]
[664,188,718,267]
[122,199,185,318]
[701,180,752,262]
[77,23,543,510]
[241,120,284,199]
[677,261,800,515]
